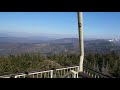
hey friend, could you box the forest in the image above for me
[0,51,119,78]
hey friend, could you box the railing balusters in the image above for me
[77,72,79,78]
[37,74,38,78]
[86,70,88,74]
[64,69,65,75]
[55,70,57,78]
[61,70,63,76]
[94,74,97,78]
[88,71,91,76]
[97,75,100,78]
[0,66,112,78]
[73,68,74,71]
[41,73,42,78]
[84,70,86,73]
[92,73,94,77]
[50,70,53,78]
[45,72,47,78]
[47,72,49,78]
[58,70,61,77]
[44,73,46,78]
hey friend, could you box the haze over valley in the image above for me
[0,32,120,56]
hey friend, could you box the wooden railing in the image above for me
[61,70,78,78]
[0,66,114,78]
[0,75,12,78]
[0,66,79,78]
[53,66,79,78]
[14,70,53,78]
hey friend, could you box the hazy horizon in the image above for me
[0,31,119,40]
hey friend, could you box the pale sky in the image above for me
[0,12,120,39]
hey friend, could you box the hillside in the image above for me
[0,52,120,77]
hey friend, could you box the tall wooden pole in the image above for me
[77,12,84,72]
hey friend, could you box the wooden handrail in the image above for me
[0,65,114,78]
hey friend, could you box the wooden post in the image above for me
[77,12,84,72]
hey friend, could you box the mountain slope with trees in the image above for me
[0,51,120,77]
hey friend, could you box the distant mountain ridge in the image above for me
[48,38,79,44]
[0,37,42,43]
[0,33,12,37]
[0,37,55,43]
[0,37,120,56]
